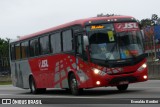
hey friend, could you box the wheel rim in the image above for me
[71,78,77,93]
[31,80,35,92]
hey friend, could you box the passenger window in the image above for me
[40,36,50,55]
[62,30,73,52]
[15,43,21,60]
[29,39,39,57]
[11,45,15,60]
[50,33,61,53]
[21,41,29,58]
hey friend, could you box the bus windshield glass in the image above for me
[86,23,144,60]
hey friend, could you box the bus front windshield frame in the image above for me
[86,23,144,61]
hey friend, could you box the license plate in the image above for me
[119,81,129,85]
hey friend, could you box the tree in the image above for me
[0,38,10,74]
[0,38,10,58]
[140,14,159,28]
[140,18,153,28]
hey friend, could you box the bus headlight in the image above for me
[93,68,101,74]
[92,68,106,76]
[137,63,147,71]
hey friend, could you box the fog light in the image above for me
[96,81,101,85]
[143,75,147,79]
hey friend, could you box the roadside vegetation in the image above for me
[0,75,12,85]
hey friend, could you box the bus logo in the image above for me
[124,23,138,29]
[39,59,49,68]
[114,22,139,32]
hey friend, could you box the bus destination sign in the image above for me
[91,25,105,30]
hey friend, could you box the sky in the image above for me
[0,0,160,39]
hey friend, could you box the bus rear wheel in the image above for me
[29,77,46,94]
[116,84,128,91]
[69,73,83,95]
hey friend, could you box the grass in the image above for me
[0,81,12,85]
[0,75,12,85]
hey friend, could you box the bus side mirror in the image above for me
[83,35,89,51]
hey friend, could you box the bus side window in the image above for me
[21,41,29,59]
[50,33,61,54]
[40,35,50,55]
[11,44,15,60]
[29,39,39,57]
[15,43,21,60]
[76,35,83,54]
[62,30,73,52]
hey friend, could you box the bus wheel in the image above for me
[69,73,82,95]
[116,84,128,91]
[29,77,46,94]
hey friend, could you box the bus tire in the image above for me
[69,73,82,95]
[29,77,46,94]
[116,84,128,91]
[39,88,46,93]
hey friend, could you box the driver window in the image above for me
[77,36,82,54]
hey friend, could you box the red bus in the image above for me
[10,15,148,95]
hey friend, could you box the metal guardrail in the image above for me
[147,61,160,79]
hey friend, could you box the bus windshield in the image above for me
[86,24,144,60]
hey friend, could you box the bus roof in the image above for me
[15,15,134,42]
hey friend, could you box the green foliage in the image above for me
[140,14,159,28]
[0,38,10,58]
[0,81,12,85]
[140,18,153,28]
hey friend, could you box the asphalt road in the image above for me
[0,80,160,107]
